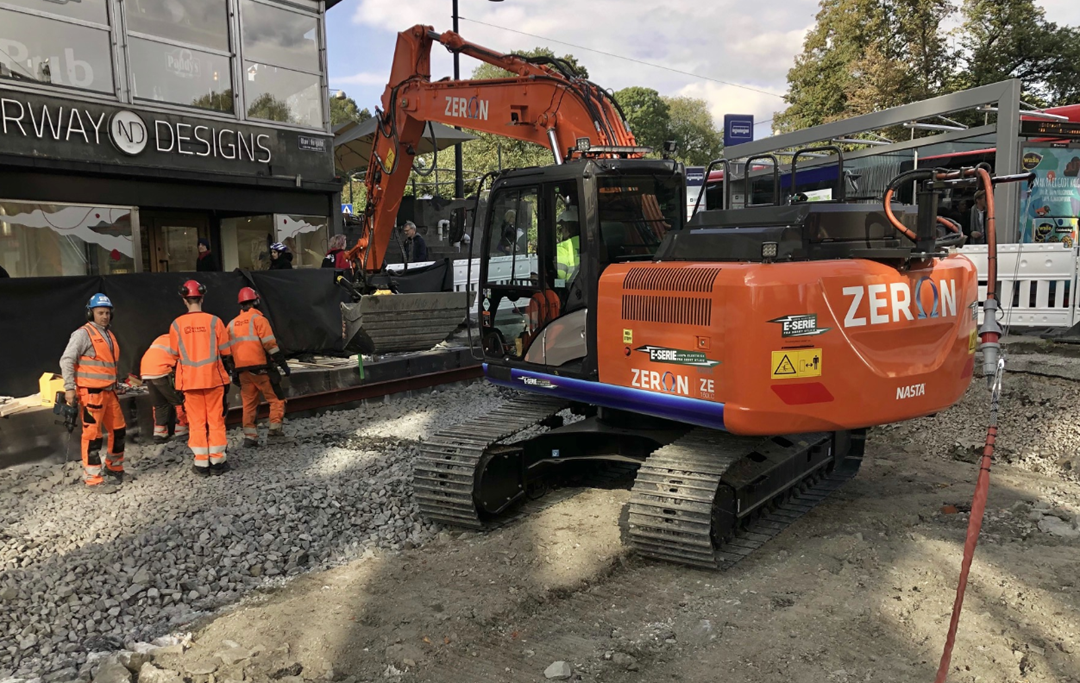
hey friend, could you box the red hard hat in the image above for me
[179,279,206,298]
[237,287,259,304]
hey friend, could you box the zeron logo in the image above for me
[109,110,147,155]
[842,278,958,327]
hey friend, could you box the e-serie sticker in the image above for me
[634,345,721,368]
[520,376,556,389]
[769,313,831,338]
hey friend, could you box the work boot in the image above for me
[192,464,211,477]
[105,469,127,484]
[153,435,170,445]
[88,481,119,495]
[209,461,230,476]
[243,438,260,448]
[267,424,285,439]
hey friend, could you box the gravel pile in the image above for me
[875,364,1080,481]
[0,381,508,679]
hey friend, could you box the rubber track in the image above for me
[628,428,860,570]
[413,395,570,529]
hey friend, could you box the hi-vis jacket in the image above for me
[169,312,231,391]
[71,323,120,390]
[140,334,178,380]
[228,309,281,371]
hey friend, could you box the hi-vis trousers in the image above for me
[240,371,285,440]
[183,385,227,468]
[77,388,125,485]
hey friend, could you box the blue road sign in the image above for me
[342,204,353,214]
[723,114,754,148]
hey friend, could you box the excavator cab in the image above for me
[476,158,684,376]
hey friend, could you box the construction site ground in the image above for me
[5,342,1080,683]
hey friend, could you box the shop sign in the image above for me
[0,87,333,180]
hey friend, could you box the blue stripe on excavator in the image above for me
[483,364,727,431]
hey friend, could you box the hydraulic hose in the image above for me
[933,167,1035,683]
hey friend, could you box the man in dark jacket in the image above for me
[269,242,293,269]
[196,238,220,272]
[402,221,428,263]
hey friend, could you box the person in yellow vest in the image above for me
[555,206,581,283]
[228,287,289,447]
[140,333,189,444]
[59,294,126,493]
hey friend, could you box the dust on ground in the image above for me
[105,352,1080,683]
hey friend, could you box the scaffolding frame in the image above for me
[721,80,1025,242]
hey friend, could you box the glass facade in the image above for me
[0,0,326,129]
[221,213,328,270]
[0,200,139,277]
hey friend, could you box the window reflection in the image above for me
[276,214,327,268]
[0,8,113,92]
[129,38,233,113]
[240,0,319,73]
[0,201,137,277]
[244,62,321,128]
[126,0,229,52]
[3,0,108,26]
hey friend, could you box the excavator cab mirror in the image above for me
[662,140,678,160]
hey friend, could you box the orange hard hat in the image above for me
[237,287,259,304]
[179,279,206,298]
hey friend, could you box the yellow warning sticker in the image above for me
[968,329,978,354]
[771,348,822,380]
[623,329,633,344]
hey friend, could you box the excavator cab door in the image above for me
[478,173,590,372]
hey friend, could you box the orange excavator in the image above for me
[352,25,1017,574]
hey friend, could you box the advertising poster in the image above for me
[1019,144,1080,245]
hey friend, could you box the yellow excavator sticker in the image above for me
[771,349,822,380]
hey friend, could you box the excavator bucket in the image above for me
[341,291,472,354]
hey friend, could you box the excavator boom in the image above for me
[346,24,637,272]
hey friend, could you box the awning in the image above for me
[334,118,478,174]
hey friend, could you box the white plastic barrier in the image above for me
[956,243,1078,328]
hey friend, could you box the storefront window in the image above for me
[240,0,322,129]
[0,201,138,277]
[0,8,114,93]
[240,0,319,73]
[222,214,273,270]
[244,63,321,128]
[125,0,229,52]
[129,38,233,113]
[3,0,109,26]
[276,214,328,268]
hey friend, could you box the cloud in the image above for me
[675,81,787,133]
[331,71,389,86]
[345,0,816,132]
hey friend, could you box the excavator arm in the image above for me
[345,24,639,274]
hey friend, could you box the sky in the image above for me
[325,0,1080,140]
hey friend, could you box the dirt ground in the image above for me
[151,358,1080,683]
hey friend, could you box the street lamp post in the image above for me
[452,0,502,200]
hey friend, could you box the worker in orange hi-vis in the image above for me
[228,287,289,447]
[59,293,127,493]
[169,280,234,476]
[139,333,189,444]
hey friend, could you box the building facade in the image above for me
[0,0,341,277]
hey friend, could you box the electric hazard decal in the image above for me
[771,348,822,380]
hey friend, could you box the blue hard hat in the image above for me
[87,293,113,309]
[270,242,287,252]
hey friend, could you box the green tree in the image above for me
[191,89,234,114]
[247,93,293,123]
[470,46,589,81]
[330,93,373,126]
[663,96,723,166]
[775,0,955,131]
[955,0,1080,106]
[614,86,671,153]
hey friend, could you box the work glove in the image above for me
[221,355,235,375]
[272,353,291,377]
[231,371,241,387]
